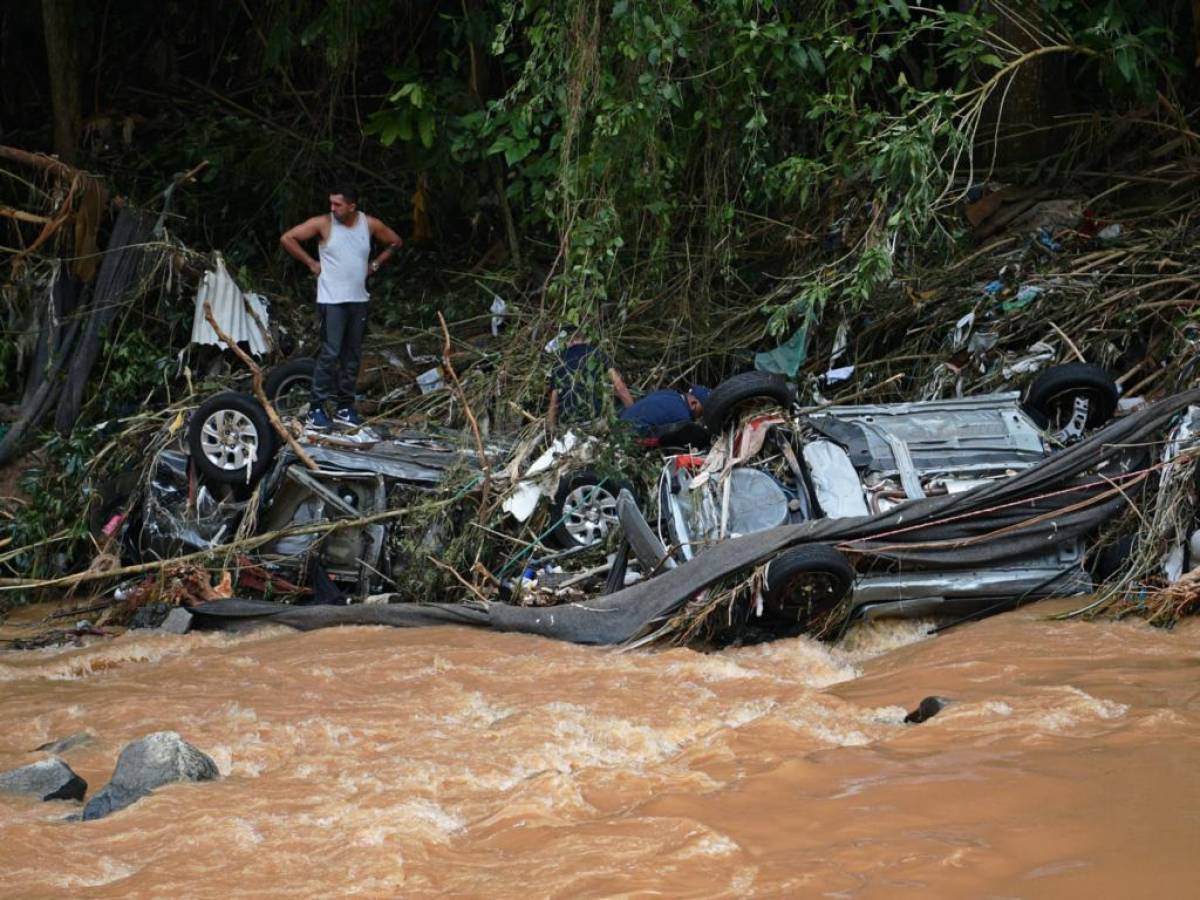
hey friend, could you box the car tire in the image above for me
[262,357,315,419]
[188,391,277,486]
[702,371,794,433]
[1089,534,1135,584]
[550,470,633,549]
[762,544,855,626]
[1024,363,1119,435]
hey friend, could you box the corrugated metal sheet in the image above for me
[191,257,270,355]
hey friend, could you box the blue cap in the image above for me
[688,385,711,406]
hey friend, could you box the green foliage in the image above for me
[94,328,172,410]
[3,428,106,586]
[1044,0,1183,101]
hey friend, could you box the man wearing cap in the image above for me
[619,384,711,435]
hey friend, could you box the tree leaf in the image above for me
[418,113,436,149]
[806,45,825,75]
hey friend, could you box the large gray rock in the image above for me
[82,731,218,821]
[0,757,87,801]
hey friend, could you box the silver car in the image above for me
[625,364,1123,637]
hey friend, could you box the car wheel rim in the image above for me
[1041,389,1101,441]
[273,375,312,418]
[198,409,260,471]
[561,484,619,546]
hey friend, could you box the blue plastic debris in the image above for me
[1001,285,1043,312]
[1036,227,1062,252]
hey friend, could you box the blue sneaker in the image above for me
[305,408,333,432]
[334,407,363,427]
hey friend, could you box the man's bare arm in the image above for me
[367,217,404,273]
[609,368,634,408]
[280,216,327,275]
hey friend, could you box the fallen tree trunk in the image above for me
[0,316,82,466]
[53,207,154,434]
[20,263,80,409]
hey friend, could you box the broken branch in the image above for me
[202,299,318,471]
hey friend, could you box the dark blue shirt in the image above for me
[619,389,691,434]
[551,343,613,423]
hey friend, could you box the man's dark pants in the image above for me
[312,301,368,411]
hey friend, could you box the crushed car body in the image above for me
[138,367,1200,646]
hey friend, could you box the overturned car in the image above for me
[130,380,649,597]
[620,364,1131,639]
[138,362,1200,646]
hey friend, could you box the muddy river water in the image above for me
[3,601,1200,897]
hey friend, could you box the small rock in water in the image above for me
[904,696,949,724]
[159,607,194,633]
[82,731,218,821]
[31,731,96,755]
[0,757,88,802]
[158,607,193,635]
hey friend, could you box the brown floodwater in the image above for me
[2,601,1200,898]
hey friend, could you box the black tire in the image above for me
[550,469,634,549]
[262,357,316,419]
[702,371,794,433]
[1089,534,1135,584]
[1024,363,1119,435]
[188,391,277,486]
[762,544,855,627]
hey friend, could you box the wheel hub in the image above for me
[200,409,259,471]
[563,485,618,546]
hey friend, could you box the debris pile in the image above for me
[5,129,1200,647]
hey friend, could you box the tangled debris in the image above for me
[6,124,1200,647]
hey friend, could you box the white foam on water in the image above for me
[435,690,515,728]
[0,628,275,683]
[837,617,939,662]
[231,817,265,849]
[865,704,910,725]
[678,831,741,859]
[51,857,138,889]
[343,872,409,895]
[806,720,872,747]
[0,641,187,682]
[724,638,863,688]
[346,799,464,847]
[1027,685,1129,734]
[721,697,778,729]
[776,697,893,747]
[730,866,759,893]
[634,651,762,683]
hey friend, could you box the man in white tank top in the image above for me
[280,184,403,432]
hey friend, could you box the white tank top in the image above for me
[317,213,370,304]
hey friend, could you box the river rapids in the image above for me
[3,600,1199,897]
